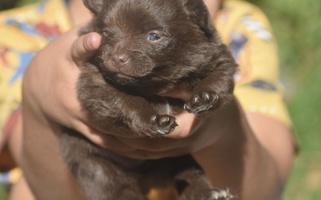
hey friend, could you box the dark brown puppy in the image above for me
[60,0,237,199]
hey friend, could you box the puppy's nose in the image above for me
[113,53,129,66]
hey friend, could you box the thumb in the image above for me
[71,32,102,64]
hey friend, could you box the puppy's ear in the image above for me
[182,0,215,40]
[83,0,103,15]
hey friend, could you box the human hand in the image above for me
[108,96,239,159]
[22,25,109,145]
[21,25,105,200]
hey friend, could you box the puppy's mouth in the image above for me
[114,72,136,80]
[108,65,152,81]
[108,70,158,87]
[106,71,143,86]
[101,59,156,85]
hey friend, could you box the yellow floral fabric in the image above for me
[0,0,71,149]
[216,0,291,126]
[0,0,70,184]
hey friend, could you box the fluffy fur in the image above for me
[59,0,237,199]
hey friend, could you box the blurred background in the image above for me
[0,0,320,199]
[248,0,321,199]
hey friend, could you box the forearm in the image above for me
[192,99,283,199]
[21,87,87,200]
[20,48,85,200]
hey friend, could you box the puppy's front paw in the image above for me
[203,189,234,200]
[150,115,178,135]
[184,92,219,114]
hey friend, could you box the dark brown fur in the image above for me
[59,0,237,199]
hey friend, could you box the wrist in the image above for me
[192,97,249,161]
[196,97,246,148]
[191,98,255,184]
[191,99,282,199]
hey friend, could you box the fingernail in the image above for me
[88,33,101,50]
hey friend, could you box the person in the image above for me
[0,0,297,199]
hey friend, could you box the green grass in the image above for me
[1,0,321,199]
[0,0,36,10]
[0,184,8,199]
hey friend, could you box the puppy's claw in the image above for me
[151,115,177,135]
[184,92,219,114]
[203,189,234,200]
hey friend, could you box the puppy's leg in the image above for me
[118,94,178,136]
[184,45,237,114]
[174,169,234,200]
[82,89,177,136]
[60,131,147,200]
[78,65,177,136]
[75,158,146,200]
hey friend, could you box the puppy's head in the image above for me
[83,0,222,91]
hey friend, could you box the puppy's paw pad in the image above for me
[184,92,219,114]
[150,115,177,135]
[203,189,234,200]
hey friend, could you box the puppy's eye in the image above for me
[147,32,161,41]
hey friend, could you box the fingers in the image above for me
[164,111,200,139]
[71,32,102,64]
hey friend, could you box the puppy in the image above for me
[59,0,237,199]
